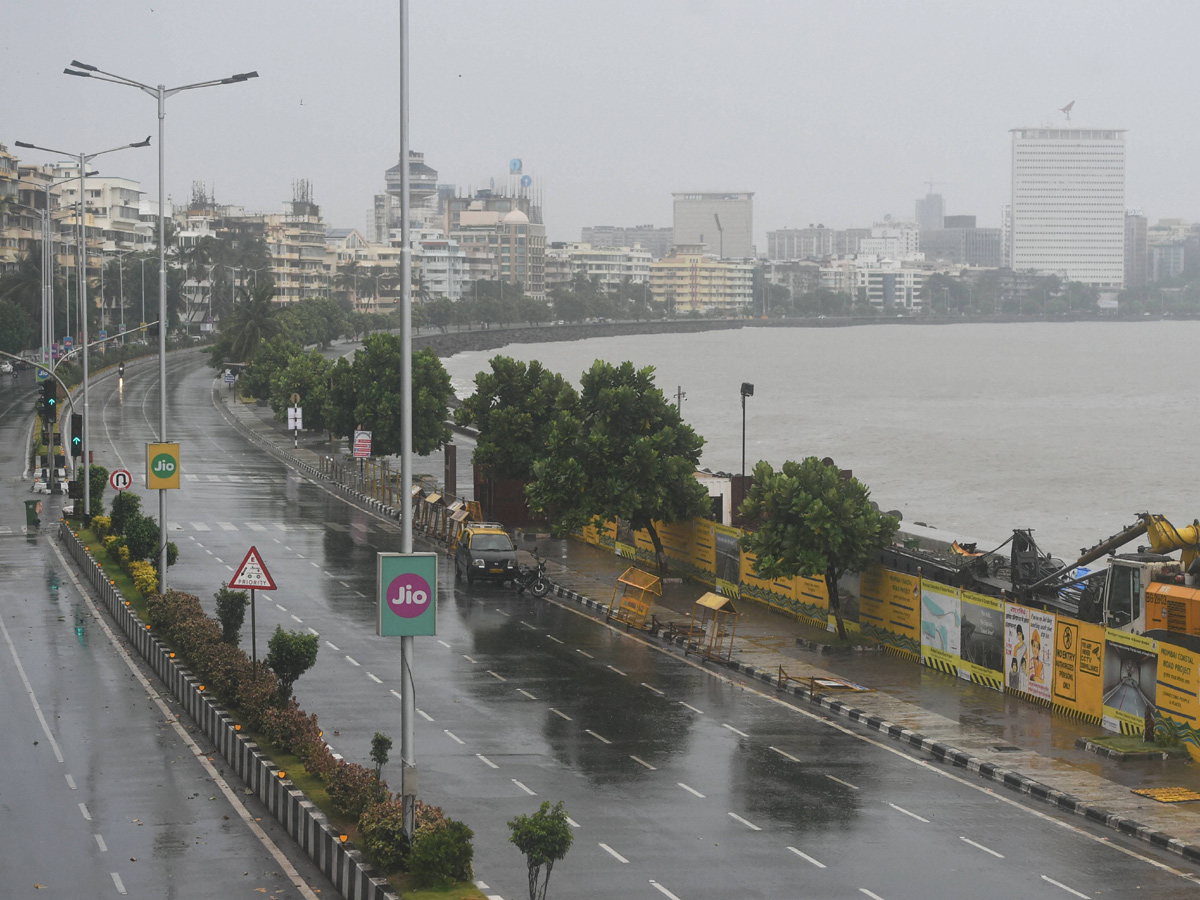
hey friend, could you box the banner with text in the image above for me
[958,591,1004,691]
[920,580,961,676]
[1156,641,1200,761]
[1052,617,1105,723]
[1102,629,1159,735]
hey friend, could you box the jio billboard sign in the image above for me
[377,552,438,637]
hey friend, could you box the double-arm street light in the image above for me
[66,60,258,590]
[15,137,151,522]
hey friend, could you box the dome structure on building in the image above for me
[501,208,530,226]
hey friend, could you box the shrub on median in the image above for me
[328,761,386,820]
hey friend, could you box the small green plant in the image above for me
[371,731,393,783]
[509,801,574,900]
[214,583,250,645]
[265,625,319,701]
[409,818,474,889]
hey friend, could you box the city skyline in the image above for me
[4,2,1200,246]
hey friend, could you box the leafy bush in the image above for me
[110,490,142,535]
[124,513,159,562]
[103,534,123,554]
[129,560,158,596]
[167,541,178,567]
[327,762,386,820]
[409,818,474,889]
[214,584,249,645]
[359,797,408,872]
[92,515,112,540]
[265,625,319,701]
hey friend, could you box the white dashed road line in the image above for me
[325,641,340,652]
[728,812,761,831]
[770,746,800,763]
[95,834,108,852]
[679,702,704,714]
[585,730,611,744]
[722,723,748,737]
[576,649,594,659]
[487,670,507,682]
[547,635,564,644]
[960,836,1004,858]
[641,683,664,695]
[111,872,127,895]
[444,730,465,745]
[860,890,887,900]
[826,774,859,790]
[512,779,536,796]
[630,755,657,770]
[437,639,451,648]
[549,708,572,720]
[65,774,76,790]
[417,709,434,722]
[677,783,705,798]
[649,879,684,900]
[291,615,303,624]
[517,689,537,699]
[607,665,627,676]
[598,843,629,864]
[1041,876,1090,899]
[345,656,361,667]
[888,802,929,823]
[367,673,382,684]
[464,655,478,663]
[477,754,499,769]
[787,846,825,868]
[78,802,91,821]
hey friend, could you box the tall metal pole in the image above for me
[398,0,416,843]
[156,84,169,590]
[78,153,91,518]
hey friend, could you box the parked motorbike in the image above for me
[513,551,549,597]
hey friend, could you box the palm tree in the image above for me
[226,279,280,362]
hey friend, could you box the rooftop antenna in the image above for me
[1059,100,1075,123]
[924,179,940,195]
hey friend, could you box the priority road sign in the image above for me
[353,430,372,458]
[229,546,277,591]
[109,468,133,492]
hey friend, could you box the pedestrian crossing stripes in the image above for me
[167,520,402,535]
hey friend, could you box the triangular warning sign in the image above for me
[229,545,277,591]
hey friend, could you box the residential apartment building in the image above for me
[450,203,546,301]
[673,192,754,259]
[761,259,822,300]
[579,225,674,259]
[766,226,869,260]
[859,222,921,259]
[649,245,754,315]
[372,150,441,242]
[1010,127,1126,286]
[544,243,652,291]
[819,256,925,311]
[412,236,468,302]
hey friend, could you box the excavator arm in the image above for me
[1144,514,1200,572]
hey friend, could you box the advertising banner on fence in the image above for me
[614,517,638,561]
[1103,629,1159,735]
[740,548,796,615]
[958,591,1004,691]
[859,567,920,656]
[1157,642,1200,756]
[1052,617,1105,722]
[690,521,716,586]
[713,523,742,598]
[1027,609,1055,702]
[920,580,961,675]
[1005,603,1033,693]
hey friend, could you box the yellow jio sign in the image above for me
[147,442,181,489]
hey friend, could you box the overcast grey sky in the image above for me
[4,1,1198,245]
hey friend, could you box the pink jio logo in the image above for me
[386,574,432,618]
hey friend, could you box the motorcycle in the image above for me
[513,551,550,597]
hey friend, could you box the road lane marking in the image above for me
[111,872,127,895]
[296,554,306,559]
[495,609,510,617]
[367,673,382,684]
[354,591,366,597]
[576,649,594,659]
[722,723,748,737]
[444,730,464,745]
[79,802,92,821]
[649,881,683,900]
[325,641,340,651]
[1041,876,1090,899]
[65,774,76,790]
[960,836,1004,858]
[517,689,537,699]
[307,627,319,636]
[477,754,499,769]
[247,522,266,531]
[728,812,761,831]
[677,782,705,798]
[339,581,351,588]
[641,683,664,695]
[417,709,433,722]
[487,670,507,682]
[585,730,611,744]
[95,833,107,852]
[547,635,564,644]
[214,557,224,564]
[567,816,580,828]
[346,656,360,667]
[512,779,536,795]
[217,521,238,531]
[276,603,287,612]
[679,702,704,714]
[291,615,303,623]
[437,639,451,648]
[391,690,402,700]
[598,843,629,864]
[550,708,572,721]
[521,621,538,630]
[630,755,657,770]
[464,655,478,663]
[190,522,209,531]
[770,746,800,762]
[226,565,234,572]
[607,665,627,676]
[185,474,199,482]
[309,561,320,569]
[860,891,887,900]
[888,802,929,823]
[825,774,859,790]
[787,846,826,868]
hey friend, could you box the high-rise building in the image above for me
[766,226,868,260]
[672,192,754,259]
[1010,127,1126,286]
[915,193,944,231]
[1124,211,1147,289]
[372,151,440,242]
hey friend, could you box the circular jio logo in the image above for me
[387,574,432,618]
[151,453,177,476]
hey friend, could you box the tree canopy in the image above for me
[455,355,575,482]
[525,360,709,570]
[508,800,573,900]
[739,457,898,638]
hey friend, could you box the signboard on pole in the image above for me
[109,468,133,492]
[99,330,107,340]
[229,546,277,591]
[224,371,236,384]
[353,430,372,458]
[146,442,181,489]
[288,407,303,430]
[378,552,437,637]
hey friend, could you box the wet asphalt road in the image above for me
[47,351,1200,899]
[0,367,329,900]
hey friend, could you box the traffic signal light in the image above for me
[70,413,83,458]
[39,381,58,420]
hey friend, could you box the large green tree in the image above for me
[216,279,281,363]
[0,298,37,354]
[238,335,300,402]
[739,457,899,639]
[269,348,332,434]
[277,296,347,348]
[455,356,575,482]
[525,360,709,571]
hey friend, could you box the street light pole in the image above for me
[67,60,258,591]
[740,381,754,484]
[16,137,150,521]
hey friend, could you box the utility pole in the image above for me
[675,385,686,413]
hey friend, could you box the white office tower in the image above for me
[672,192,754,259]
[1009,127,1126,287]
